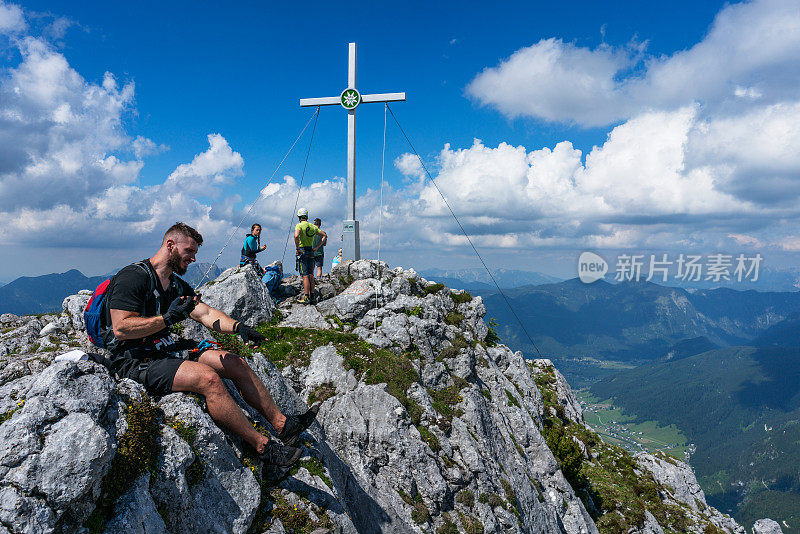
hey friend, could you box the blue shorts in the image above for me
[314,254,324,268]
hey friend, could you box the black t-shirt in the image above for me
[104,259,195,355]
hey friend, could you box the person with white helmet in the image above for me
[293,208,326,304]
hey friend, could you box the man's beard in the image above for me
[167,249,188,275]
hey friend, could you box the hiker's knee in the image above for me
[196,367,225,394]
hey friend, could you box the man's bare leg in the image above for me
[302,275,312,297]
[197,350,287,433]
[172,360,269,452]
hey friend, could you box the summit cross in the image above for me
[300,42,406,261]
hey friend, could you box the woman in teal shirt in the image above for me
[240,223,267,274]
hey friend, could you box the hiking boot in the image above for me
[297,294,310,305]
[259,439,302,468]
[277,405,319,446]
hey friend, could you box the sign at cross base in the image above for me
[300,43,405,261]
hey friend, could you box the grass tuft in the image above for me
[85,398,161,533]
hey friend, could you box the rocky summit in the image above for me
[0,260,781,533]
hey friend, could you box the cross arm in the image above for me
[361,92,406,103]
[300,96,341,107]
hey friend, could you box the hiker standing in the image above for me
[312,218,326,278]
[240,223,267,275]
[294,208,326,304]
[103,222,315,467]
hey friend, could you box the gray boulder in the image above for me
[634,453,706,511]
[530,359,583,424]
[62,290,93,331]
[156,393,260,534]
[0,362,117,532]
[634,452,745,533]
[317,278,392,322]
[280,304,331,330]
[198,265,275,325]
[753,518,783,534]
[103,474,168,534]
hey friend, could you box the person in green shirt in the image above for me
[294,208,326,304]
[312,218,325,277]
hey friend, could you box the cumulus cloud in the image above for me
[394,153,426,180]
[165,133,244,197]
[249,175,346,253]
[0,37,139,211]
[359,101,800,255]
[467,0,800,126]
[0,1,25,35]
[0,5,245,251]
[0,134,245,247]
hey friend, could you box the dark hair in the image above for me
[313,218,321,226]
[163,222,203,245]
[250,223,261,232]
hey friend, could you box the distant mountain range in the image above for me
[658,265,800,292]
[473,278,800,389]
[420,268,561,289]
[0,263,224,315]
[590,318,800,528]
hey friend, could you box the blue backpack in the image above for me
[262,264,283,295]
[84,261,155,348]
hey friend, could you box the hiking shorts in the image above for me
[313,254,324,268]
[298,247,315,277]
[111,350,202,396]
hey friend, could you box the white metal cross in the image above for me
[300,42,405,261]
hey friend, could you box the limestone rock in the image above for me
[0,362,117,531]
[635,453,706,511]
[530,359,584,424]
[753,518,783,534]
[0,259,754,534]
[198,265,275,325]
[157,393,260,534]
[103,474,168,534]
[631,510,666,534]
[634,452,745,533]
[62,291,92,331]
[280,304,331,330]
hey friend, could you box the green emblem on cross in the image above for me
[340,88,361,110]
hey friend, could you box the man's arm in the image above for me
[293,227,301,253]
[190,302,265,345]
[111,294,199,339]
[110,309,168,340]
[313,230,327,252]
[190,302,239,333]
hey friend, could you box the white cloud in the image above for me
[394,153,426,180]
[467,0,800,126]
[729,234,764,248]
[165,133,244,197]
[0,1,25,35]
[359,102,800,255]
[132,135,167,159]
[0,134,245,248]
[0,37,139,211]
[0,8,245,251]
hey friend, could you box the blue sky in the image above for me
[1,0,799,284]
